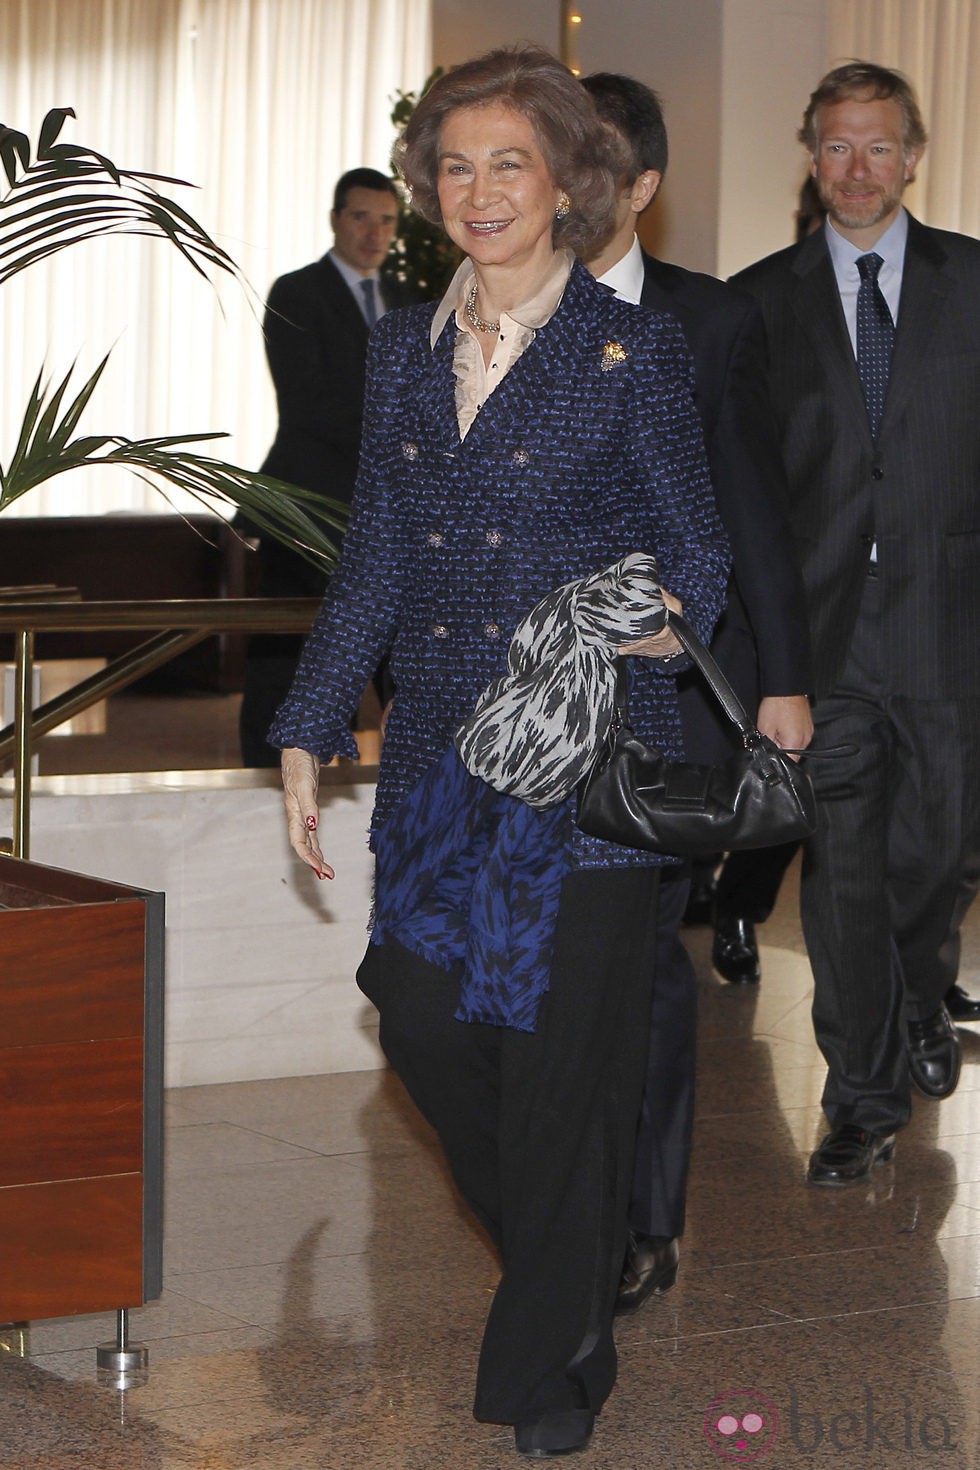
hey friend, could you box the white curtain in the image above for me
[0,0,431,516]
[828,0,980,238]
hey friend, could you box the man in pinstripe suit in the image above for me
[733,62,980,1185]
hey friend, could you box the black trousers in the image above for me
[714,839,800,925]
[357,866,661,1426]
[239,636,306,768]
[802,576,980,1133]
[628,864,697,1239]
[239,637,395,768]
[238,543,329,769]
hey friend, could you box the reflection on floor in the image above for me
[3,865,980,1468]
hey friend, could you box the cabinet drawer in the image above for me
[0,1038,143,1187]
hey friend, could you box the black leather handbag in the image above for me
[576,612,817,857]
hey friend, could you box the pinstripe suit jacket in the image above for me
[732,214,980,701]
[640,250,812,762]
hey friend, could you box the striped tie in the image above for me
[360,278,378,328]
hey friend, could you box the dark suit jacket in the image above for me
[256,253,414,595]
[733,215,980,701]
[639,251,812,761]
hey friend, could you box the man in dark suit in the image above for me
[733,62,980,1185]
[240,168,413,765]
[582,73,813,1307]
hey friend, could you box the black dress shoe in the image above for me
[945,984,980,1023]
[907,1008,961,1098]
[614,1233,679,1314]
[807,1124,896,1186]
[712,916,761,984]
[514,1410,595,1458]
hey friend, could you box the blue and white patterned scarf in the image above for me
[370,553,668,1031]
[454,552,666,808]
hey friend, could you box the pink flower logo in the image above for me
[703,1389,780,1461]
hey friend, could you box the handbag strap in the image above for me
[652,611,852,760]
[665,610,761,746]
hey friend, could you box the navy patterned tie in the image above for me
[855,252,894,440]
[360,277,378,328]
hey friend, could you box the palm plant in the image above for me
[0,107,344,572]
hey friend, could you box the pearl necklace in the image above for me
[465,281,500,334]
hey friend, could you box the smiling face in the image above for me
[810,95,922,247]
[435,101,563,285]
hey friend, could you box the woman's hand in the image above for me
[281,747,333,880]
[617,589,684,658]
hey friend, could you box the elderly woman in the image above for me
[271,45,729,1460]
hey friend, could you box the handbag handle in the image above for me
[660,610,763,749]
[646,612,850,761]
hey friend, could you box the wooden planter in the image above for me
[0,855,163,1322]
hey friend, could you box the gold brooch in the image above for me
[601,341,628,371]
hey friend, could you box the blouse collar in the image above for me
[429,248,575,349]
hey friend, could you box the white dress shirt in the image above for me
[329,249,385,325]
[823,207,908,352]
[595,234,646,306]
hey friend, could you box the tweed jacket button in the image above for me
[401,441,419,461]
[485,528,504,547]
[431,623,449,638]
[512,448,530,467]
[484,622,502,639]
[426,532,444,547]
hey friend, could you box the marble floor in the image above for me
[3,857,980,1469]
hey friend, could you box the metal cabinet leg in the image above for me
[97,1309,149,1383]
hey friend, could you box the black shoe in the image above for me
[683,877,716,926]
[944,984,980,1023]
[907,1008,961,1098]
[712,917,761,984]
[614,1233,679,1314]
[807,1124,896,1186]
[514,1410,595,1458]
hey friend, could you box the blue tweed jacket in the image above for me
[270,259,731,868]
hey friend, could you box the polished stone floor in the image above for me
[3,854,980,1468]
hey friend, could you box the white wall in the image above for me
[570,0,726,276]
[718,0,829,277]
[432,0,559,64]
[16,771,383,1088]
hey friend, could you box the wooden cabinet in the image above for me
[0,855,163,1321]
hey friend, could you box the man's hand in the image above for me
[281,747,333,879]
[756,695,813,759]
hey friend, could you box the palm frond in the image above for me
[0,123,31,188]
[0,364,345,574]
[0,106,239,286]
[0,111,345,572]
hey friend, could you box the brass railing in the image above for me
[0,597,320,859]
